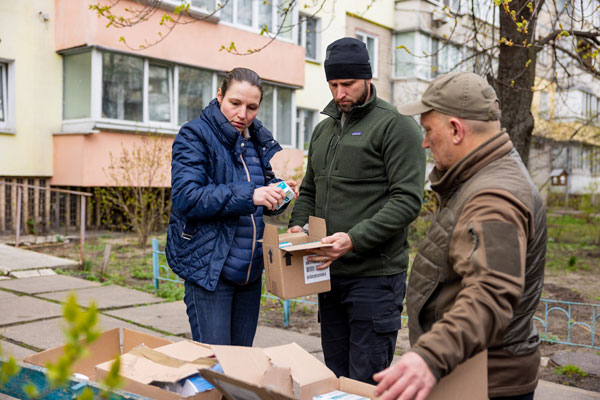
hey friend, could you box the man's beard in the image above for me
[336,81,369,113]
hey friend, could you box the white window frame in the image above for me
[356,30,379,79]
[297,13,320,62]
[0,60,16,134]
[259,83,297,148]
[296,107,318,152]
[428,0,461,12]
[61,48,219,135]
[170,0,298,43]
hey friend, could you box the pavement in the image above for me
[1,244,599,399]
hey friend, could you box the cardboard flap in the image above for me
[259,364,294,398]
[263,224,280,247]
[122,327,173,353]
[308,216,327,240]
[200,369,294,400]
[277,232,308,244]
[337,377,376,398]
[263,343,336,386]
[24,328,122,381]
[281,242,333,253]
[128,344,216,368]
[212,345,273,383]
[427,350,487,400]
[153,340,215,362]
[96,353,200,385]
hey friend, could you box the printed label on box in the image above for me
[303,256,330,284]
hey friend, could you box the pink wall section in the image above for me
[52,132,304,187]
[55,0,305,87]
[51,133,173,187]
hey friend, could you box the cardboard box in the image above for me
[263,216,333,299]
[201,345,488,400]
[200,342,375,400]
[23,327,172,382]
[95,340,221,400]
[427,350,487,400]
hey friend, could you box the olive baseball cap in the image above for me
[397,71,501,121]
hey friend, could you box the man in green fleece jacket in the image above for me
[288,37,426,384]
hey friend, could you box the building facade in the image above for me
[2,0,597,235]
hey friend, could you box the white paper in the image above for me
[303,256,330,284]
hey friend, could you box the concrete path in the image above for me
[0,244,78,275]
[0,260,598,399]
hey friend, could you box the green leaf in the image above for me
[103,355,122,391]
[0,357,21,385]
[76,386,95,400]
[23,383,39,399]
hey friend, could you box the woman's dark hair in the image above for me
[220,67,264,102]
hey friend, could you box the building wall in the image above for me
[55,0,305,87]
[296,1,397,119]
[0,0,61,177]
[345,15,394,102]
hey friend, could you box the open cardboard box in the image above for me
[263,216,333,299]
[23,327,172,382]
[200,346,488,400]
[201,342,374,400]
[95,340,221,400]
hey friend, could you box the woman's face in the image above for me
[217,80,261,132]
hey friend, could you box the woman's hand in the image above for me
[253,186,285,210]
[284,180,299,198]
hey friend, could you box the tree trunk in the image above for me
[494,0,543,167]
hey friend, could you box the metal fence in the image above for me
[534,298,600,349]
[151,238,314,327]
[152,239,600,343]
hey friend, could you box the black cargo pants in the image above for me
[318,272,406,384]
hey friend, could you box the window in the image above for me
[356,31,378,78]
[0,63,6,124]
[296,108,318,151]
[62,49,221,132]
[583,92,599,121]
[571,143,583,169]
[102,52,144,121]
[556,0,573,15]
[148,63,172,123]
[539,91,550,120]
[297,13,319,61]
[216,0,296,41]
[64,52,92,119]
[0,61,15,133]
[551,144,568,170]
[555,89,600,124]
[394,32,465,79]
[257,83,295,147]
[394,32,416,78]
[177,66,212,125]
[62,49,298,135]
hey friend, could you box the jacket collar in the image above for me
[321,83,378,122]
[430,130,514,194]
[202,98,278,155]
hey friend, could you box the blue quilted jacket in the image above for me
[166,98,284,291]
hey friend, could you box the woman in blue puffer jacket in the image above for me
[166,67,298,346]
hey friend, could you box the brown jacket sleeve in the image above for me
[411,190,532,380]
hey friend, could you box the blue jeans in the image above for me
[184,276,262,346]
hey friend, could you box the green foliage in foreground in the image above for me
[0,294,123,399]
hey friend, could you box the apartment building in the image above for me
[2,0,596,236]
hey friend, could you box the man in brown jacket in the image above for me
[374,72,546,400]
